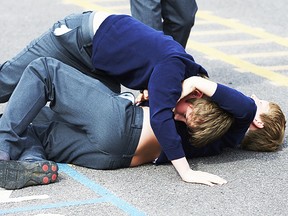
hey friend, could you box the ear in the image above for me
[253,119,264,129]
[174,113,187,123]
[190,89,203,98]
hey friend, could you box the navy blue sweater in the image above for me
[156,84,257,163]
[91,15,247,161]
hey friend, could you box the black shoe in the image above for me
[0,160,58,190]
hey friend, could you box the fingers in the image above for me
[135,90,149,105]
[206,173,227,186]
[142,90,149,100]
[181,170,227,186]
[135,93,144,104]
[197,171,227,186]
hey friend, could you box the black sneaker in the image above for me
[0,160,58,190]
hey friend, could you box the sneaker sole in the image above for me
[0,160,58,190]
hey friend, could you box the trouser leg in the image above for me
[0,11,120,103]
[0,109,46,161]
[0,57,129,161]
[12,125,46,161]
[32,107,142,170]
[130,0,162,30]
[32,120,115,169]
[162,0,198,47]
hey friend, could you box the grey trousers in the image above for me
[130,0,198,47]
[0,11,120,103]
[0,57,143,169]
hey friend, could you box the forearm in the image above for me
[171,157,191,179]
[180,76,217,100]
[211,83,257,119]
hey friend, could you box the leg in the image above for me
[162,0,198,47]
[32,104,142,170]
[0,117,57,190]
[32,120,132,169]
[0,81,59,190]
[0,57,134,189]
[0,57,136,163]
[17,125,47,162]
[0,11,119,103]
[130,0,162,30]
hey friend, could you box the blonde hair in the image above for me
[241,102,286,151]
[186,96,234,148]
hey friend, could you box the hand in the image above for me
[135,90,149,105]
[179,78,197,101]
[181,168,227,186]
[179,76,217,101]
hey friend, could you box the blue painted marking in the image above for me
[58,164,146,216]
[0,164,146,216]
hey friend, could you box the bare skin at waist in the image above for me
[130,107,161,167]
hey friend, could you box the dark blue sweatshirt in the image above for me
[92,15,214,161]
[156,84,257,163]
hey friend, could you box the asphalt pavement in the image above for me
[0,0,287,215]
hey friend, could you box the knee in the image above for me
[25,57,55,79]
[28,57,58,71]
[28,57,50,67]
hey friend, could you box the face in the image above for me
[174,97,189,116]
[173,90,203,123]
[251,94,270,119]
[173,98,193,123]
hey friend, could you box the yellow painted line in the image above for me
[197,11,288,48]
[234,51,288,59]
[194,20,214,25]
[62,0,115,12]
[99,0,125,2]
[192,29,241,36]
[207,39,271,47]
[103,5,129,11]
[62,0,130,13]
[88,0,127,3]
[263,65,288,71]
[187,40,288,86]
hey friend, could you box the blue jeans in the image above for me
[0,11,120,103]
[130,0,198,48]
[0,57,143,169]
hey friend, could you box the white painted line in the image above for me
[0,188,49,203]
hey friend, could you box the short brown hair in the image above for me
[241,102,286,151]
[186,96,234,148]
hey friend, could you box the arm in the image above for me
[181,79,257,159]
[172,76,227,185]
[149,62,226,186]
[209,83,257,148]
[179,76,217,100]
[172,157,227,186]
